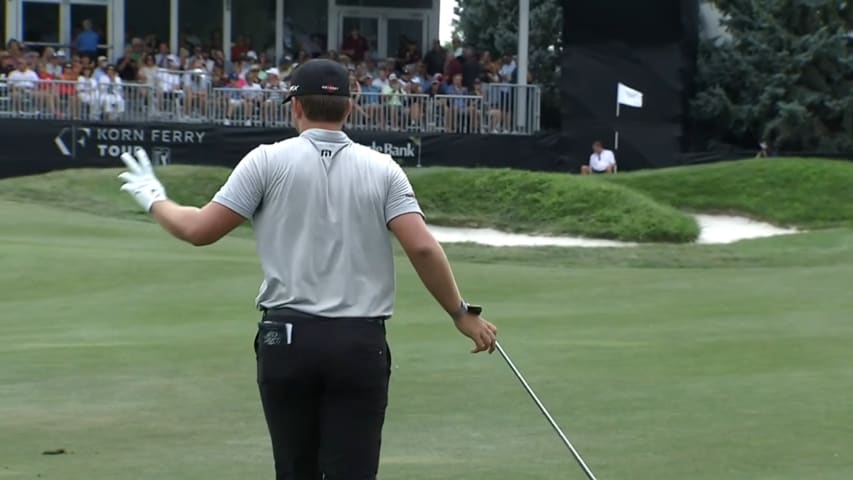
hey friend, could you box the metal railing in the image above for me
[0,76,542,135]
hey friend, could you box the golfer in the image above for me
[117,58,498,479]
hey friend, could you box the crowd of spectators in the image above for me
[1,24,535,133]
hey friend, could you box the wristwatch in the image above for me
[451,300,483,321]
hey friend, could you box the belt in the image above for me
[261,307,388,325]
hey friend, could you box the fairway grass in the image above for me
[1,200,852,480]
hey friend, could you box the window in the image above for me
[337,0,432,8]
[180,0,223,50]
[232,0,275,57]
[126,0,169,45]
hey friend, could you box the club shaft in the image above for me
[495,341,598,480]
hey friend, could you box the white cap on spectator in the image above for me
[247,50,258,60]
[389,73,398,81]
[167,54,179,64]
[266,67,280,77]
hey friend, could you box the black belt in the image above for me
[261,307,388,325]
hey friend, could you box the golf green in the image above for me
[1,199,851,479]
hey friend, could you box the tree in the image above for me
[453,0,563,128]
[690,0,853,153]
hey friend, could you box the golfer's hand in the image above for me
[118,148,167,212]
[454,314,498,354]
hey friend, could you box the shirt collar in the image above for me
[300,128,351,143]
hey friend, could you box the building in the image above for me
[3,0,441,62]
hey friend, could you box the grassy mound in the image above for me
[0,165,700,243]
[0,166,231,220]
[607,158,853,228]
[407,168,699,242]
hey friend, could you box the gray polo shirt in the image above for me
[212,129,423,318]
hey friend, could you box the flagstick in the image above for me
[615,98,621,150]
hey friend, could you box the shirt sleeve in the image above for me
[211,146,267,219]
[385,160,424,226]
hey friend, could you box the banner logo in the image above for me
[151,147,172,165]
[370,140,419,160]
[54,127,92,157]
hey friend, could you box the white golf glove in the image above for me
[118,148,168,212]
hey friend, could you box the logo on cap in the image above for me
[321,84,339,93]
[289,85,300,93]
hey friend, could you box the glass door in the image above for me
[340,14,379,60]
[22,1,61,51]
[386,16,424,61]
[70,3,108,57]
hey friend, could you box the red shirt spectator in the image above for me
[341,28,369,63]
[444,50,462,85]
[231,34,251,61]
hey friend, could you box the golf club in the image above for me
[495,341,598,480]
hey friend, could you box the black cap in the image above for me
[282,59,350,104]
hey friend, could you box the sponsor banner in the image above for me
[52,124,214,165]
[0,119,602,179]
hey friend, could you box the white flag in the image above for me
[617,82,644,108]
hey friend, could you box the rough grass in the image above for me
[606,158,853,228]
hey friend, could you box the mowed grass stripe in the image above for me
[1,200,852,479]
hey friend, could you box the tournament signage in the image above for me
[0,119,583,180]
[52,125,211,164]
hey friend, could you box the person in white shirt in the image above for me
[98,64,125,120]
[582,141,617,175]
[8,61,40,111]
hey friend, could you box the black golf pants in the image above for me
[254,310,391,480]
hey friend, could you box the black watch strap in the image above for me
[452,301,483,321]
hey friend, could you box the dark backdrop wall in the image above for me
[560,0,699,170]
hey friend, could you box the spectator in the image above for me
[76,65,98,119]
[211,66,228,88]
[231,34,251,61]
[178,47,191,70]
[358,73,382,128]
[138,54,159,85]
[445,73,470,133]
[582,141,617,175]
[35,63,59,117]
[425,75,448,130]
[155,42,170,68]
[7,40,24,64]
[444,50,463,86]
[183,59,210,117]
[156,56,183,114]
[8,60,39,112]
[382,73,406,130]
[396,39,421,72]
[99,64,125,120]
[499,54,516,81]
[410,63,428,86]
[261,67,287,125]
[423,40,446,76]
[93,56,109,83]
[407,81,425,129]
[59,62,80,119]
[116,46,139,82]
[341,27,369,63]
[76,20,100,61]
[461,47,481,89]
[1,51,15,77]
[372,68,390,90]
[222,72,247,125]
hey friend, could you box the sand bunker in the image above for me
[429,215,799,248]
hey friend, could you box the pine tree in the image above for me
[690,0,853,152]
